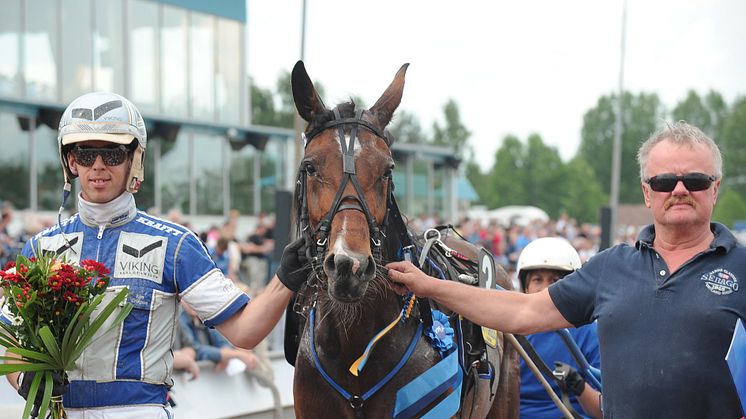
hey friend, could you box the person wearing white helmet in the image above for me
[4,92,310,418]
[516,237,602,419]
[388,121,746,418]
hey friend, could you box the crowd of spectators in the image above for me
[414,212,644,290]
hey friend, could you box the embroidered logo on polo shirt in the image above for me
[114,232,167,283]
[701,268,739,295]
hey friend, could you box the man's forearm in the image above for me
[217,276,293,349]
[416,279,571,334]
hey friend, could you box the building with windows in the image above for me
[0,0,474,227]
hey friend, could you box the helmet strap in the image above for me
[127,146,145,193]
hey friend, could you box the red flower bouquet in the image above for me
[0,253,132,419]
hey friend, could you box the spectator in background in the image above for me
[0,204,17,268]
[516,237,602,419]
[211,237,237,280]
[240,216,275,293]
[179,302,273,382]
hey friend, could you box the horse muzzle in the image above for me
[323,252,376,301]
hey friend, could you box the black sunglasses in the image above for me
[645,172,717,192]
[71,145,130,167]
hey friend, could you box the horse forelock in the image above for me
[304,101,357,140]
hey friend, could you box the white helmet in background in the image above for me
[517,237,581,291]
[58,92,147,193]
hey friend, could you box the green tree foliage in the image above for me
[432,99,471,157]
[713,189,746,228]
[719,97,746,197]
[560,156,608,224]
[523,134,565,215]
[250,71,326,129]
[389,110,428,144]
[250,82,280,126]
[487,135,526,208]
[475,133,607,223]
[671,90,728,138]
[579,92,664,204]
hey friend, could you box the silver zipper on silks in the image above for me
[96,224,106,260]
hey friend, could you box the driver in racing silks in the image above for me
[517,237,602,419]
[3,91,310,418]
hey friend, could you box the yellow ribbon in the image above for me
[348,295,418,376]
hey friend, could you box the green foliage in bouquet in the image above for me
[0,251,132,419]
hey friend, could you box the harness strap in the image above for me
[305,115,386,144]
[309,308,422,413]
[392,349,462,419]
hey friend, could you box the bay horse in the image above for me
[288,60,519,418]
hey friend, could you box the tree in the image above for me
[560,156,608,224]
[389,110,428,144]
[487,135,526,209]
[432,99,471,157]
[464,159,489,205]
[671,90,728,139]
[250,81,279,126]
[713,189,746,228]
[579,92,664,204]
[522,133,565,217]
[719,96,746,196]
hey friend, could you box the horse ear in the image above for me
[369,63,409,128]
[291,60,327,122]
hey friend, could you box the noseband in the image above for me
[298,108,393,266]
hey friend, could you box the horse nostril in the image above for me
[362,256,376,279]
[323,254,337,275]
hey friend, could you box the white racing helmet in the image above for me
[58,92,147,193]
[516,237,582,291]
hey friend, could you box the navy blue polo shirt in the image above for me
[549,223,746,418]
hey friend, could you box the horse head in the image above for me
[292,60,408,304]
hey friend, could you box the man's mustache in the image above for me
[664,196,696,210]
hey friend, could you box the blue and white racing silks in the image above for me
[22,206,249,409]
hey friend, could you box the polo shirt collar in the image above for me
[635,222,737,252]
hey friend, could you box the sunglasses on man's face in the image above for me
[645,172,717,192]
[71,145,130,167]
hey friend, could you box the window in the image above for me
[230,143,257,215]
[127,0,159,114]
[61,0,93,102]
[36,125,64,211]
[0,113,30,208]
[189,12,215,120]
[216,18,242,124]
[260,139,285,214]
[161,6,188,117]
[194,134,224,215]
[24,0,58,101]
[0,0,22,97]
[94,0,124,93]
[160,133,190,214]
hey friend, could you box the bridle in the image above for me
[297,107,394,270]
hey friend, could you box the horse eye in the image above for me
[303,162,318,177]
[382,167,394,180]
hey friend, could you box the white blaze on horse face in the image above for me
[337,134,363,156]
[332,218,362,274]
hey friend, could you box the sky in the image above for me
[247,0,746,171]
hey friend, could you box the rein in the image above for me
[309,307,423,418]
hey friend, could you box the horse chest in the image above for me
[294,318,442,417]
